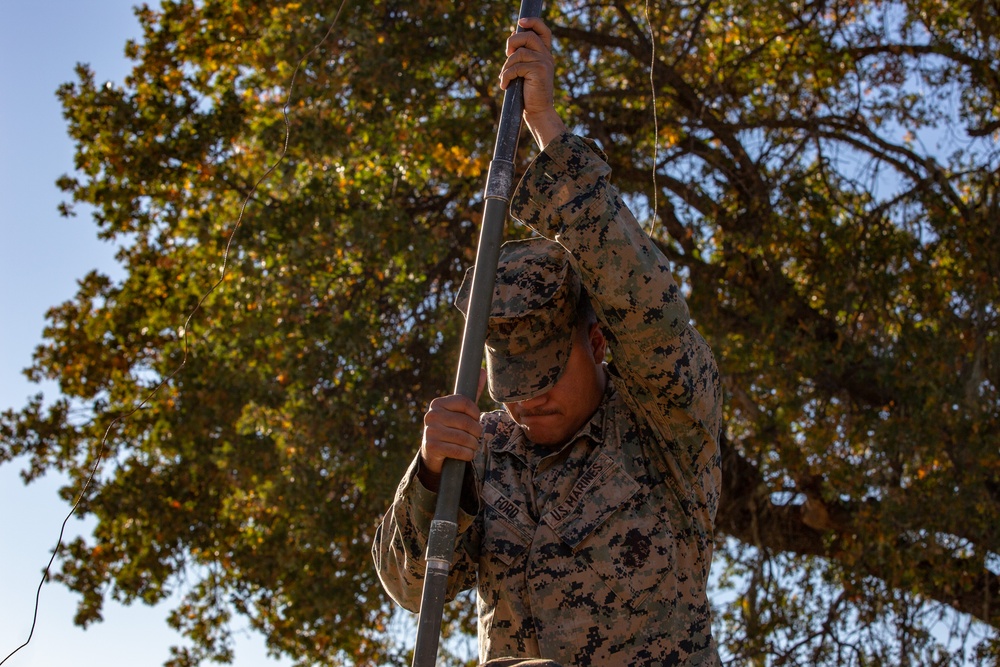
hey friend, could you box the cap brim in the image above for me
[486,329,574,403]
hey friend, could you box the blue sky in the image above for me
[0,3,291,665]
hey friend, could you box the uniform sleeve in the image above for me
[371,455,481,612]
[510,133,722,516]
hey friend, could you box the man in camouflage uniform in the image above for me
[372,18,722,666]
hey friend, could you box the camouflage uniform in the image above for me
[373,133,722,666]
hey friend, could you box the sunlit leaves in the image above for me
[2,0,998,665]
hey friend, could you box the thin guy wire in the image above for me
[0,2,349,664]
[645,0,660,237]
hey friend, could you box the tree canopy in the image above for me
[2,0,998,664]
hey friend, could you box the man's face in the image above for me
[503,323,607,446]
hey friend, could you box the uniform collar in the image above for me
[496,370,617,464]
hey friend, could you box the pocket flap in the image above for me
[541,453,640,549]
[482,481,534,565]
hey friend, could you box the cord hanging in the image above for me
[644,0,661,237]
[0,3,348,664]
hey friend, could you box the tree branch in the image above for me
[719,434,1000,629]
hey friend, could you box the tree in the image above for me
[2,0,997,665]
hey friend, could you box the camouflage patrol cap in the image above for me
[455,237,581,403]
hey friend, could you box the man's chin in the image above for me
[519,421,570,447]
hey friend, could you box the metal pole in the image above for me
[410,1,543,665]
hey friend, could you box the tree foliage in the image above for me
[2,0,998,664]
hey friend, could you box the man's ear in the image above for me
[589,322,607,363]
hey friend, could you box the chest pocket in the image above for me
[542,453,676,611]
[481,481,534,567]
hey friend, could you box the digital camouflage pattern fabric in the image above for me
[455,237,583,403]
[373,133,723,666]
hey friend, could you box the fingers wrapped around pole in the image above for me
[410,2,545,667]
